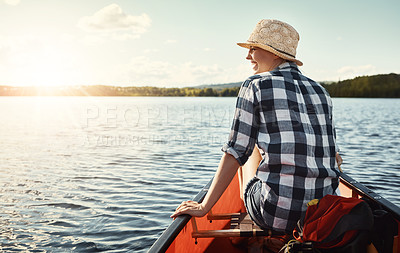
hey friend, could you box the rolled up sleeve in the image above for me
[222,79,260,166]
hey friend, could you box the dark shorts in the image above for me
[244,177,267,229]
[244,177,287,235]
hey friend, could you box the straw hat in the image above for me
[237,19,303,66]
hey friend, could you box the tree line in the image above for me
[321,73,400,98]
[1,73,399,97]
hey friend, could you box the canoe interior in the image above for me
[150,172,400,253]
[165,173,244,253]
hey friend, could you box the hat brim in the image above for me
[237,42,303,66]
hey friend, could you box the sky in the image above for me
[1,0,399,88]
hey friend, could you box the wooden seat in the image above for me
[192,212,274,239]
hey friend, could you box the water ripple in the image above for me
[0,97,399,252]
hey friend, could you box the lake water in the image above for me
[0,96,399,252]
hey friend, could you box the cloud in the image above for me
[114,56,250,87]
[78,4,151,39]
[337,64,378,79]
[81,34,106,46]
[144,49,159,54]
[3,0,20,5]
[165,39,177,44]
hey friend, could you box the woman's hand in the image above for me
[170,200,207,219]
[336,152,343,167]
[336,152,343,171]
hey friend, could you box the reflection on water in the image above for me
[0,97,399,252]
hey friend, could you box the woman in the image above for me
[171,19,342,238]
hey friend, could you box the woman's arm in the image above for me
[239,145,262,200]
[170,153,240,218]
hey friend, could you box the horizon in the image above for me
[2,72,398,89]
[1,0,399,88]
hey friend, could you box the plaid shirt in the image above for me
[222,62,340,233]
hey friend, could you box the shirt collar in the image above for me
[275,61,300,72]
[251,61,300,78]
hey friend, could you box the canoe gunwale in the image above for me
[340,172,400,221]
[148,179,212,253]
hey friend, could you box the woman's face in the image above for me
[246,47,281,74]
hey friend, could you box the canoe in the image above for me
[149,172,400,252]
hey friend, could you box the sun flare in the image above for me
[18,45,81,87]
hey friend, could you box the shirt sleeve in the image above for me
[222,79,260,166]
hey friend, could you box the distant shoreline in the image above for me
[1,73,399,98]
[0,86,240,97]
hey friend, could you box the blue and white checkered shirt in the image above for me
[222,62,340,233]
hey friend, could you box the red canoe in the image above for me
[149,172,400,252]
